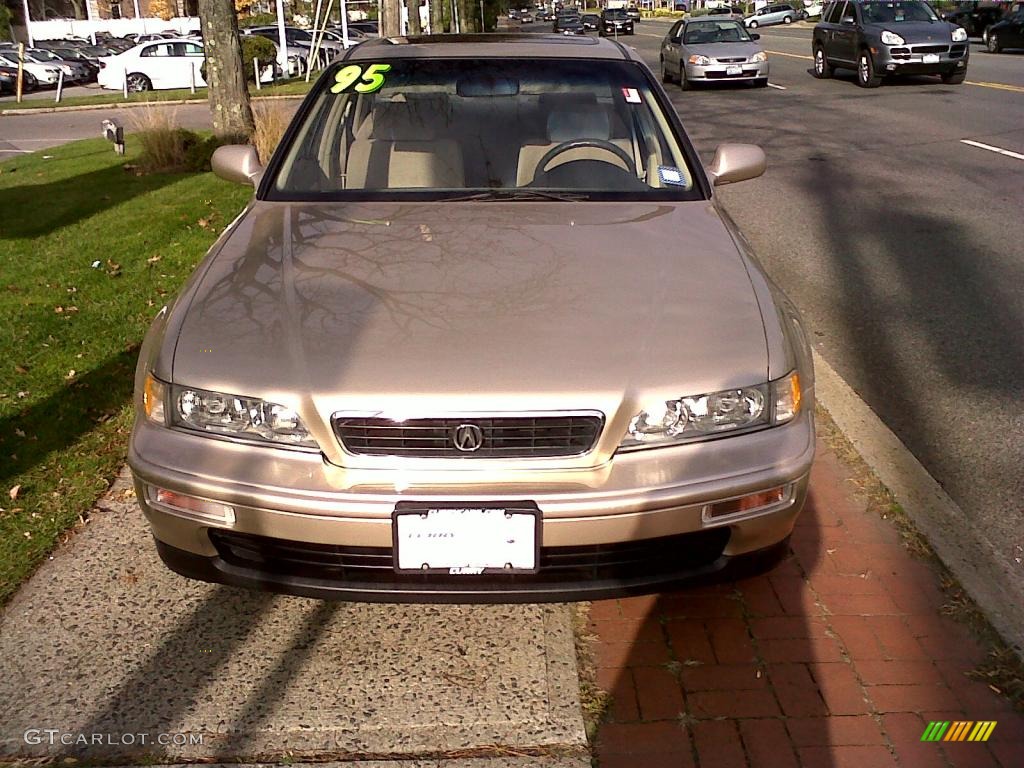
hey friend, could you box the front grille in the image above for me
[716,57,747,63]
[333,414,604,458]
[912,44,949,54]
[950,44,966,56]
[209,527,731,587]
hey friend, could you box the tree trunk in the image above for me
[430,0,445,33]
[407,0,422,34]
[459,0,476,33]
[381,0,402,36]
[198,0,255,139]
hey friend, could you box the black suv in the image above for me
[985,6,1024,50]
[812,0,969,87]
[599,8,635,35]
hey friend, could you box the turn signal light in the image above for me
[704,485,790,522]
[152,487,236,526]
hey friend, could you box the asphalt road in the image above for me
[2,22,1022,597]
[621,20,1024,595]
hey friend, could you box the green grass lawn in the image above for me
[0,137,251,604]
[2,78,314,111]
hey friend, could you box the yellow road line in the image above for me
[967,80,1024,93]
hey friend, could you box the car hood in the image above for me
[172,201,768,421]
[874,21,958,41]
[685,41,763,58]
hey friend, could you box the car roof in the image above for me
[343,33,641,61]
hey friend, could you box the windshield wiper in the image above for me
[443,189,591,202]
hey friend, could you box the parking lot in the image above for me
[2,14,1023,768]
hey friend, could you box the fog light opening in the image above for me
[152,487,236,526]
[703,485,792,525]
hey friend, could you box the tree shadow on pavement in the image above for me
[589,491,828,768]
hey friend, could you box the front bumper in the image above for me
[129,409,814,601]
[686,60,769,82]
[875,44,968,75]
[602,24,634,34]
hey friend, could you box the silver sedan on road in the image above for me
[661,17,770,89]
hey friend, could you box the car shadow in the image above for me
[0,144,182,240]
[0,345,137,486]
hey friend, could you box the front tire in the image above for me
[126,72,152,92]
[680,65,692,90]
[986,32,1002,53]
[941,70,966,84]
[754,77,769,87]
[813,45,834,78]
[856,50,882,88]
[783,14,793,24]
[748,20,758,28]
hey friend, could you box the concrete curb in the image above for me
[0,93,304,117]
[812,349,1024,657]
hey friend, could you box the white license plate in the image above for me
[923,53,940,64]
[726,65,743,76]
[394,504,539,573]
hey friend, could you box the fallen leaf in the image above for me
[14,428,25,437]
[65,370,76,380]
[54,306,64,314]
[147,254,162,264]
[8,485,19,500]
[16,390,28,398]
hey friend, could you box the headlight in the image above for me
[620,372,802,449]
[751,51,768,63]
[158,381,318,448]
[880,30,905,45]
[952,27,967,42]
[688,54,712,66]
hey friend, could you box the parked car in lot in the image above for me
[662,16,769,88]
[940,1,1008,38]
[813,0,969,86]
[985,7,1024,50]
[600,7,635,34]
[97,39,207,92]
[0,53,61,87]
[745,3,799,27]
[129,35,814,602]
[23,48,92,83]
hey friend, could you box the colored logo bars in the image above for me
[921,721,997,742]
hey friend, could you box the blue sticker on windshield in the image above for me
[658,166,687,186]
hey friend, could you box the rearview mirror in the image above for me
[751,32,761,39]
[708,143,766,186]
[211,144,264,187]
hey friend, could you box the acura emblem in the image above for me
[452,423,484,452]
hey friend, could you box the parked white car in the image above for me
[0,53,62,86]
[97,38,206,92]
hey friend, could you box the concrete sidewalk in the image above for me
[587,430,1024,767]
[0,469,587,765]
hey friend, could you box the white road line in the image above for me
[767,82,787,90]
[960,139,1024,161]
[0,148,32,153]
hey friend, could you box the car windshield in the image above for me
[861,1,939,23]
[268,57,700,202]
[605,9,628,18]
[29,50,60,61]
[684,20,753,43]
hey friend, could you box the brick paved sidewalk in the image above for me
[588,439,1024,768]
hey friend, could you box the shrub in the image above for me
[202,35,278,83]
[130,106,192,172]
[239,12,278,27]
[0,5,13,41]
[252,102,292,165]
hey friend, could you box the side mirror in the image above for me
[211,144,264,187]
[751,32,761,39]
[708,143,766,186]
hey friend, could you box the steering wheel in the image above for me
[532,139,637,185]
